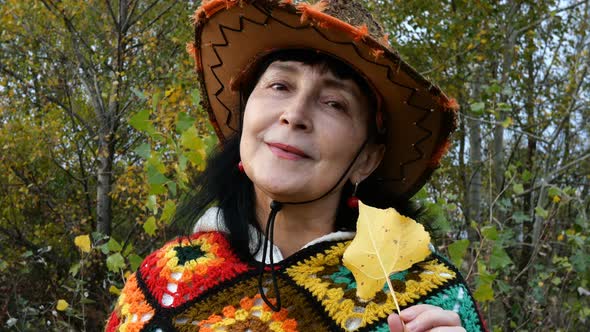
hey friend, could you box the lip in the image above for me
[267,142,310,160]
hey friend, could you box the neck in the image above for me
[254,188,341,258]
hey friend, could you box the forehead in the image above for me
[265,60,342,76]
[264,60,351,81]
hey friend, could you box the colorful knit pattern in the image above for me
[106,232,486,332]
[421,284,482,332]
[285,242,456,330]
[139,232,250,309]
[173,277,330,332]
[111,273,155,332]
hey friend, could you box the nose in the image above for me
[279,93,313,132]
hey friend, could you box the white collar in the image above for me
[193,207,355,263]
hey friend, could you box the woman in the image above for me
[106,1,486,331]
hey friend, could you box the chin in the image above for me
[254,177,312,202]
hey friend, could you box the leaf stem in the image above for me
[367,218,406,330]
[384,276,406,330]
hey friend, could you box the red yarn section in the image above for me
[139,232,250,308]
[104,311,120,332]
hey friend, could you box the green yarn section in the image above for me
[330,265,356,289]
[174,245,205,265]
[421,284,482,332]
[329,266,410,292]
[389,270,408,281]
[370,322,391,331]
[368,284,483,331]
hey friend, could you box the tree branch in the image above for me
[515,0,590,36]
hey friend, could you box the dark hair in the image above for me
[175,50,421,262]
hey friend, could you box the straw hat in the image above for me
[188,0,458,200]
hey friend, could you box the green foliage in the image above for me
[106,253,125,273]
[489,245,512,270]
[143,216,157,236]
[367,0,590,329]
[0,0,210,330]
[448,239,470,267]
[1,0,588,330]
[474,263,497,302]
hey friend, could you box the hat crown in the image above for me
[318,0,386,38]
[193,0,457,199]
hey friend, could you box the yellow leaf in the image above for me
[343,201,431,301]
[553,195,561,203]
[109,285,121,296]
[74,234,91,253]
[56,299,69,311]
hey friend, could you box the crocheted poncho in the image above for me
[105,232,486,332]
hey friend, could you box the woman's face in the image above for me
[240,60,384,202]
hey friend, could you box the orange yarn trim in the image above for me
[429,139,451,168]
[222,305,236,318]
[353,24,369,41]
[117,274,155,332]
[371,48,385,60]
[186,42,196,56]
[297,1,328,24]
[272,308,290,321]
[204,1,227,17]
[380,33,390,46]
[195,0,240,20]
[297,1,328,25]
[261,296,278,311]
[202,314,223,324]
[441,97,460,111]
[240,296,254,310]
[297,2,370,42]
[191,9,203,24]
[282,319,298,332]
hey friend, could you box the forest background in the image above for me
[1,0,589,331]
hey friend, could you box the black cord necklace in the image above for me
[257,138,370,311]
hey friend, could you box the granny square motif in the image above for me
[107,232,486,332]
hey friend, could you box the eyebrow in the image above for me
[322,78,362,100]
[266,62,363,99]
[267,61,300,74]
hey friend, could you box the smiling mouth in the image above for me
[267,143,310,160]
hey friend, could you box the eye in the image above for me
[269,82,289,91]
[325,100,347,112]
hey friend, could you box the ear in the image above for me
[350,143,386,183]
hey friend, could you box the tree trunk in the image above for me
[96,0,129,236]
[96,138,113,236]
[493,35,515,196]
[466,65,484,226]
[493,0,519,199]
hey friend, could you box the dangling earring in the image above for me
[347,182,359,208]
[237,161,245,173]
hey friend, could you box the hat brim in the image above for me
[191,1,457,199]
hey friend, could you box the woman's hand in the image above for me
[387,304,465,332]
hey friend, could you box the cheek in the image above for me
[239,100,273,164]
[242,97,276,136]
[318,119,367,159]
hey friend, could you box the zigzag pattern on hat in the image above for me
[197,2,437,181]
